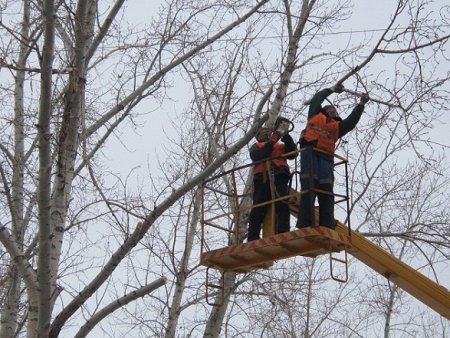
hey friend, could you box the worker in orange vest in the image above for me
[296,84,369,229]
[247,123,297,241]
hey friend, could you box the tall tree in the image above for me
[0,1,270,337]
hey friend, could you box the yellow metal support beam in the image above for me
[290,190,450,320]
[262,202,275,237]
[334,222,450,320]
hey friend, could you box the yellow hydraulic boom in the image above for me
[334,221,450,320]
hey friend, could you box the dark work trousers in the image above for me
[247,172,291,241]
[296,147,335,229]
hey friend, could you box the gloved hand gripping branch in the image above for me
[359,93,370,105]
[330,83,345,93]
[331,82,370,105]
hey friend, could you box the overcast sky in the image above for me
[109,0,449,181]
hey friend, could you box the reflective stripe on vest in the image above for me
[254,142,288,174]
[302,113,339,153]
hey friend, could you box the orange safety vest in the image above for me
[254,141,289,174]
[302,113,339,153]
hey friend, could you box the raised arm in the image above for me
[339,93,369,137]
[308,88,333,118]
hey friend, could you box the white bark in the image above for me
[36,0,56,335]
[265,0,316,129]
[48,0,94,316]
[203,272,238,338]
[0,0,29,335]
[48,3,272,336]
[164,191,201,338]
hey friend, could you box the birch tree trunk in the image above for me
[164,190,201,338]
[48,0,95,314]
[203,272,238,338]
[0,1,30,336]
[36,0,56,335]
[265,0,316,129]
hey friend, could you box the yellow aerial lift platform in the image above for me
[200,189,450,319]
[200,220,450,319]
[200,225,351,273]
[200,149,450,318]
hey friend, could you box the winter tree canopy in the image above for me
[0,0,449,337]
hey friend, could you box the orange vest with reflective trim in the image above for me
[254,142,288,174]
[303,113,339,153]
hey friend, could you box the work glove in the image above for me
[270,131,281,143]
[330,83,345,93]
[359,93,370,105]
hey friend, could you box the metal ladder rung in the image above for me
[330,248,349,283]
[331,256,347,264]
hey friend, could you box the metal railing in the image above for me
[200,147,352,257]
